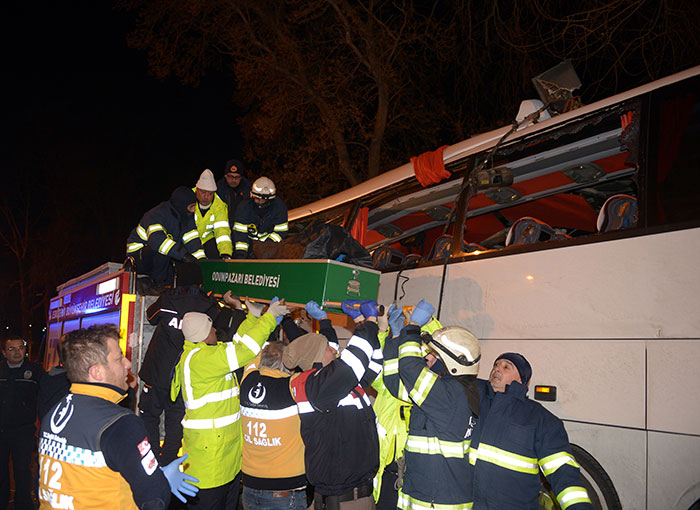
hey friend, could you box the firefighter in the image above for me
[232,177,288,259]
[470,354,593,509]
[193,169,233,259]
[383,300,481,510]
[126,186,205,288]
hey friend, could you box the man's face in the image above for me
[253,197,268,207]
[203,326,218,346]
[425,352,439,369]
[196,188,214,207]
[489,358,521,393]
[100,337,132,391]
[224,171,242,188]
[2,339,26,365]
[321,345,337,367]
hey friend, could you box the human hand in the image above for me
[267,297,289,324]
[360,300,379,322]
[388,304,405,337]
[377,305,389,332]
[341,299,364,322]
[305,301,327,320]
[223,290,242,309]
[162,455,199,503]
[410,299,435,327]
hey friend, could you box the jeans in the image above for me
[242,487,308,510]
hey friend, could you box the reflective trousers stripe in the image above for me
[182,412,240,429]
[397,491,472,510]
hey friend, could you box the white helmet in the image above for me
[425,326,481,376]
[251,176,277,200]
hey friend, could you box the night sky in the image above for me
[3,2,243,336]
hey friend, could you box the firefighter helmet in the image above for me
[424,326,481,376]
[251,177,277,201]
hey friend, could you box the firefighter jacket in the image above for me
[38,383,171,510]
[371,318,443,502]
[139,286,219,391]
[232,198,288,257]
[0,358,44,431]
[470,380,592,510]
[193,191,233,257]
[127,199,204,261]
[171,312,277,489]
[240,362,306,490]
[217,176,252,226]
[289,321,380,496]
[383,324,475,510]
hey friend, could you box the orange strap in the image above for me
[410,145,450,187]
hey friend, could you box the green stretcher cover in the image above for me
[199,259,380,307]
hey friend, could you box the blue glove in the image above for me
[410,299,435,327]
[341,299,364,320]
[360,300,379,320]
[388,304,405,337]
[162,454,199,503]
[305,301,327,320]
[336,254,347,262]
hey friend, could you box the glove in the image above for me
[221,253,232,260]
[162,454,199,503]
[305,301,327,320]
[341,299,364,322]
[335,254,347,262]
[267,297,289,324]
[182,253,197,264]
[377,305,389,332]
[410,299,435,327]
[388,303,405,337]
[360,300,379,321]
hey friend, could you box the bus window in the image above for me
[80,310,120,330]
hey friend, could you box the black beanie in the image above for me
[169,186,196,217]
[494,352,532,386]
[224,159,247,178]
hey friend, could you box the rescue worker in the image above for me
[232,177,288,259]
[193,169,233,259]
[283,300,380,510]
[172,299,289,510]
[239,342,306,510]
[0,337,44,510]
[383,300,481,510]
[470,354,593,509]
[137,263,220,466]
[126,186,205,288]
[217,159,252,227]
[38,325,199,510]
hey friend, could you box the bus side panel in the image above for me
[438,228,700,340]
[648,431,700,509]
[378,265,444,312]
[566,422,646,510]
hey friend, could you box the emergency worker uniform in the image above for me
[38,383,171,510]
[232,198,288,258]
[0,357,44,510]
[126,187,205,284]
[193,190,232,258]
[470,381,592,510]
[383,325,475,510]
[138,286,219,465]
[171,313,277,497]
[289,321,380,508]
[239,360,306,510]
[217,176,252,227]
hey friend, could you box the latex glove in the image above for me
[410,299,435,327]
[335,254,347,262]
[341,299,364,322]
[162,455,199,503]
[244,297,264,318]
[360,300,379,322]
[377,305,389,332]
[305,301,327,320]
[267,297,289,324]
[388,304,405,337]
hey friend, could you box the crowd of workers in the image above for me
[1,281,593,510]
[125,158,289,289]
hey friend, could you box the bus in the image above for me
[286,66,700,509]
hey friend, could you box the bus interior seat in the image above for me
[596,194,638,232]
[404,253,422,266]
[505,217,556,246]
[427,235,484,260]
[372,246,406,269]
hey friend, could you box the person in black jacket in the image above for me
[283,300,381,510]
[126,186,205,287]
[232,177,288,259]
[0,336,45,510]
[217,159,252,227]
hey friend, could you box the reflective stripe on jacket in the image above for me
[171,312,276,488]
[232,198,288,257]
[193,191,233,256]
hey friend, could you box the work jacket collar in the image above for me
[70,382,128,404]
[487,379,529,401]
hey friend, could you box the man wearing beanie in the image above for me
[217,159,252,227]
[126,186,205,288]
[193,168,233,259]
[171,300,289,510]
[469,353,592,509]
[284,300,380,510]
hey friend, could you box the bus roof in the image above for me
[289,65,700,222]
